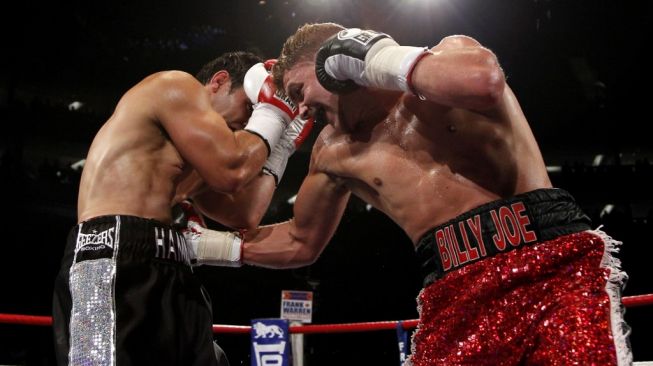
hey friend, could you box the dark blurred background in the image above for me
[1,0,652,364]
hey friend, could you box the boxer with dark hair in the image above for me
[185,24,633,365]
[51,52,312,366]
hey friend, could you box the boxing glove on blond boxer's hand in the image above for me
[177,200,243,267]
[315,28,429,94]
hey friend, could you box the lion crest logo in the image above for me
[252,322,285,339]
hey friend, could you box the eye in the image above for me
[288,84,303,103]
[314,107,327,125]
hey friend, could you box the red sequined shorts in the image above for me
[409,189,631,365]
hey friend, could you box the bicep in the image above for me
[243,169,350,268]
[162,101,236,170]
[157,77,264,190]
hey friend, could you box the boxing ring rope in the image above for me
[212,319,421,335]
[1,293,652,332]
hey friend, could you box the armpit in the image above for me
[321,173,351,196]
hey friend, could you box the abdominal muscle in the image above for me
[342,157,506,245]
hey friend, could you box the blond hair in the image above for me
[272,22,345,90]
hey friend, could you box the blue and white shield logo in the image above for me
[250,318,290,366]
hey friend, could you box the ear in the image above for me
[208,70,230,93]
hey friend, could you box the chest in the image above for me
[317,118,443,197]
[314,103,507,197]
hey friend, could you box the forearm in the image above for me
[222,131,271,189]
[239,172,351,269]
[173,169,209,204]
[181,217,319,269]
[182,168,349,269]
[194,116,314,229]
[185,130,269,194]
[317,30,505,111]
[193,171,276,230]
[241,220,318,269]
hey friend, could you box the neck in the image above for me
[343,88,401,130]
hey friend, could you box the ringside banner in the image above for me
[250,318,290,366]
[280,290,313,323]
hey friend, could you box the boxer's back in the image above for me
[77,73,187,224]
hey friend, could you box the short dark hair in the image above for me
[195,51,263,91]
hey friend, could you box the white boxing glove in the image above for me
[263,115,315,185]
[315,28,429,94]
[178,200,243,267]
[243,61,298,154]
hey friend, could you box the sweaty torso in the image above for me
[77,75,189,224]
[314,87,552,244]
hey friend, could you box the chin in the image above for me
[228,122,245,131]
[331,120,351,133]
[337,111,356,133]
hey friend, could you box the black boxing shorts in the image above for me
[52,215,219,366]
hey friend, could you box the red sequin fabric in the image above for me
[407,230,632,366]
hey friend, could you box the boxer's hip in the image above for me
[55,215,216,365]
[415,188,592,286]
[65,214,193,267]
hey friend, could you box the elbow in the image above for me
[223,170,251,193]
[236,211,265,231]
[217,212,262,232]
[293,246,321,267]
[301,246,321,266]
[286,234,322,268]
[478,68,505,109]
[206,167,252,194]
[472,49,506,109]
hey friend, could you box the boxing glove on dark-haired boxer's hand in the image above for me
[243,62,298,155]
[263,115,314,186]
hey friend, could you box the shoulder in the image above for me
[436,35,482,48]
[143,70,199,90]
[309,124,347,173]
[140,71,205,105]
[311,124,337,154]
[429,35,490,54]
